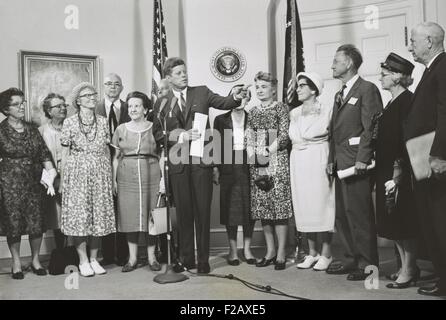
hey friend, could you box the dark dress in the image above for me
[214,111,252,226]
[0,120,52,237]
[375,90,418,240]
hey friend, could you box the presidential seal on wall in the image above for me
[210,47,247,82]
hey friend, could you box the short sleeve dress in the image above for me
[0,121,52,237]
[60,114,116,237]
[111,122,161,233]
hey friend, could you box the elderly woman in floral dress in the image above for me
[60,82,116,277]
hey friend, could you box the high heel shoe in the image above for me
[31,265,47,276]
[11,268,24,280]
[255,256,276,267]
[386,269,420,289]
[274,260,286,270]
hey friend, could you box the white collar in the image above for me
[427,52,444,69]
[105,97,121,110]
[172,88,187,100]
[343,74,360,98]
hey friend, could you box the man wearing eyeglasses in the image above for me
[96,73,130,266]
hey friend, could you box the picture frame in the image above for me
[19,51,101,126]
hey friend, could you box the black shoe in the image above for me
[417,284,446,297]
[256,256,276,267]
[227,258,240,266]
[173,261,196,273]
[11,269,24,280]
[347,269,370,281]
[149,260,162,272]
[31,265,47,276]
[197,262,210,274]
[121,262,138,273]
[274,260,286,270]
[326,261,356,275]
[386,269,420,289]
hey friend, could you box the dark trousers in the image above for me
[335,174,379,269]
[170,164,213,265]
[414,178,446,290]
[102,196,129,263]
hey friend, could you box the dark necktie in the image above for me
[180,92,187,119]
[109,103,118,135]
[335,85,347,108]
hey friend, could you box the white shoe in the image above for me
[313,256,333,271]
[78,262,94,277]
[297,254,320,269]
[89,259,107,275]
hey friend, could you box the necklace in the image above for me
[260,101,275,109]
[78,112,97,142]
[50,122,62,132]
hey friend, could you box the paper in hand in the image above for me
[190,112,208,158]
[337,161,376,180]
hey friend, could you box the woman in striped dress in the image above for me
[112,91,162,272]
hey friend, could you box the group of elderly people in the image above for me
[0,21,445,297]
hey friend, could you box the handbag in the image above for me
[48,241,79,275]
[149,193,177,236]
[254,174,274,192]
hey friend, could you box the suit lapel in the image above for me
[184,87,193,122]
[338,77,362,112]
[412,52,445,102]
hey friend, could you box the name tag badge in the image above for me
[349,137,361,146]
[348,97,358,105]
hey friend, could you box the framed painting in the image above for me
[19,51,101,126]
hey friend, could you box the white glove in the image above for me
[384,180,396,195]
[41,168,58,196]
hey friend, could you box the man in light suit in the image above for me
[152,57,247,274]
[96,73,130,266]
[326,44,383,280]
[405,22,446,297]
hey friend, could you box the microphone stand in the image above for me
[154,107,188,284]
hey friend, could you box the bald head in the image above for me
[409,22,445,65]
[104,73,123,101]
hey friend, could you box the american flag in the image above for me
[152,0,168,103]
[283,0,305,109]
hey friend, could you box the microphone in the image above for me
[157,98,168,120]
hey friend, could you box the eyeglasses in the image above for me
[79,92,98,99]
[297,83,309,89]
[104,82,122,87]
[9,100,27,108]
[50,103,69,109]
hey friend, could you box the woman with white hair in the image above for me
[289,72,335,271]
[59,82,116,277]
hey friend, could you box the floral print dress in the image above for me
[0,121,51,237]
[246,102,293,221]
[60,114,116,237]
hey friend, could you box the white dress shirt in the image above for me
[342,74,360,99]
[105,98,122,123]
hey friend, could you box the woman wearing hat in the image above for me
[289,72,335,271]
[375,53,419,289]
[59,82,116,277]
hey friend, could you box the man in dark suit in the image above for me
[152,57,247,274]
[326,44,383,280]
[96,73,130,266]
[405,22,446,297]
